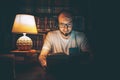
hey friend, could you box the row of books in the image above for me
[35,16,85,32]
[36,0,71,7]
[16,0,72,15]
[35,16,58,32]
[30,34,46,50]
[35,6,71,14]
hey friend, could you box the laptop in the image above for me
[46,53,69,71]
[46,51,90,72]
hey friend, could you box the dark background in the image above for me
[0,0,117,66]
[0,0,118,79]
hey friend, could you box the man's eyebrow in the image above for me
[60,21,72,24]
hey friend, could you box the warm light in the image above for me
[12,14,38,51]
[12,14,37,34]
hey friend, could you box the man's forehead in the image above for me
[59,13,72,22]
[59,13,72,18]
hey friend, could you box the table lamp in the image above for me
[12,14,38,51]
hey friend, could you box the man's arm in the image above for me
[78,32,94,63]
[38,32,52,68]
[38,49,49,68]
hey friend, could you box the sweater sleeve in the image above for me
[80,33,90,52]
[42,32,52,51]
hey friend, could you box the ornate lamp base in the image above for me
[16,33,33,51]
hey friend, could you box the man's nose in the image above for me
[63,25,69,31]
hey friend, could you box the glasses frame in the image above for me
[58,22,73,28]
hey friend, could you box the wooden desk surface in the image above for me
[15,64,57,80]
[10,49,40,64]
[11,49,40,53]
[15,63,94,80]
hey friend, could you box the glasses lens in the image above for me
[59,23,72,28]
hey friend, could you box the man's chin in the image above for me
[63,32,72,36]
[64,33,69,36]
[59,30,72,36]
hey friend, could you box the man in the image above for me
[39,9,93,68]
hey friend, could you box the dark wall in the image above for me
[0,0,17,53]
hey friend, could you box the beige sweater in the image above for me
[42,30,89,55]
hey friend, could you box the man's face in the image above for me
[58,13,73,36]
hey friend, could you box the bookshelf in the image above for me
[12,0,86,51]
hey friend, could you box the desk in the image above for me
[10,50,94,80]
[15,63,94,80]
[10,49,41,78]
[15,64,57,80]
[10,49,40,64]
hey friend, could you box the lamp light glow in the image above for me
[12,14,38,51]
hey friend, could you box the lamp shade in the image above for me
[12,14,38,51]
[12,14,38,34]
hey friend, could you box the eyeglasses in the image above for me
[59,23,73,28]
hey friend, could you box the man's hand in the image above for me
[39,49,49,70]
[39,55,47,68]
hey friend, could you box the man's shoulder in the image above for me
[72,30,86,39]
[73,30,85,35]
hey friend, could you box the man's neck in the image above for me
[61,33,71,39]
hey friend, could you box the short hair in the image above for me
[57,9,74,20]
[56,9,75,28]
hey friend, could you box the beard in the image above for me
[60,30,72,36]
